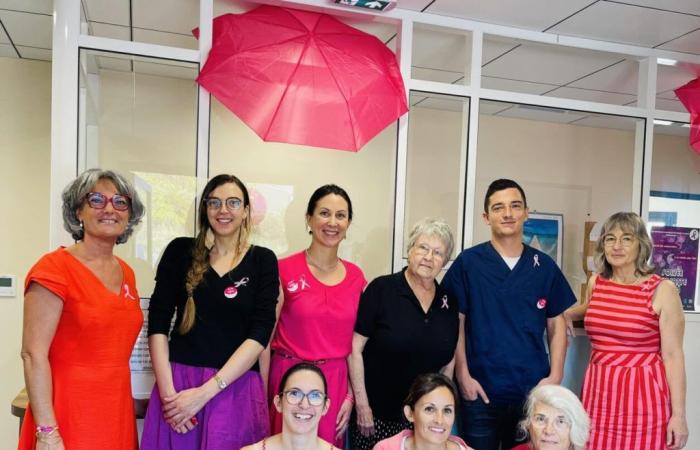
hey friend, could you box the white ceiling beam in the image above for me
[78,34,199,62]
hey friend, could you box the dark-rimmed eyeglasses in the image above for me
[205,197,243,211]
[281,388,326,406]
[85,192,130,211]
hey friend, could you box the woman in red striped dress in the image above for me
[564,212,688,450]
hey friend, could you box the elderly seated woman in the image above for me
[511,385,590,450]
[349,218,458,450]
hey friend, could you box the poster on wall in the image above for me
[524,212,563,267]
[650,226,700,312]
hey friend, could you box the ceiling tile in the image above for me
[656,97,688,112]
[411,66,464,83]
[481,76,554,95]
[0,10,51,48]
[90,22,131,40]
[657,63,700,94]
[545,86,637,105]
[658,29,700,55]
[416,0,596,31]
[133,0,199,34]
[482,37,520,65]
[341,18,397,43]
[395,0,433,11]
[548,1,700,47]
[83,0,130,26]
[482,42,622,86]
[479,100,513,115]
[0,23,9,44]
[654,123,690,137]
[412,96,469,112]
[498,103,588,123]
[17,45,51,61]
[413,24,470,80]
[133,28,197,49]
[0,0,52,15]
[134,60,198,80]
[610,0,700,16]
[569,59,638,94]
[0,42,17,58]
[570,114,641,130]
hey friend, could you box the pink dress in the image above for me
[269,251,366,448]
[582,275,671,450]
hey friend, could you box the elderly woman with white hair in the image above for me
[348,218,458,450]
[19,169,145,450]
[511,385,590,450]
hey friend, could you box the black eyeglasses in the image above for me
[205,197,243,211]
[85,192,130,211]
[281,388,326,406]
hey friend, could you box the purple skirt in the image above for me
[141,362,269,450]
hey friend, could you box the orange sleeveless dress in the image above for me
[18,248,143,450]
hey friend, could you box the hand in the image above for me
[36,432,64,450]
[162,387,210,430]
[335,397,353,441]
[355,402,375,437]
[563,310,575,337]
[666,415,688,449]
[458,375,489,403]
[536,375,561,387]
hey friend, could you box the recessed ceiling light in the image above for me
[653,119,673,126]
[657,58,677,66]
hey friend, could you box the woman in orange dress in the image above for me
[18,169,145,450]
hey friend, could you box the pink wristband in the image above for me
[36,425,58,434]
[345,394,355,404]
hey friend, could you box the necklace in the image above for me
[305,249,340,272]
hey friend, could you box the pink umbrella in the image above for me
[195,5,408,151]
[674,77,700,154]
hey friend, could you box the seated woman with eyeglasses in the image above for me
[511,385,589,450]
[243,363,337,450]
[349,218,458,450]
[141,174,279,450]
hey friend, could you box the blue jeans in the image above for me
[459,397,526,450]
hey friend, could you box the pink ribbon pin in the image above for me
[441,295,449,309]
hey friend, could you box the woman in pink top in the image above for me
[265,184,366,448]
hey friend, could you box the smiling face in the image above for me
[528,402,572,450]
[76,178,129,242]
[482,187,528,239]
[274,369,329,435]
[306,193,350,248]
[404,386,456,446]
[407,234,447,281]
[602,226,639,272]
[205,182,248,239]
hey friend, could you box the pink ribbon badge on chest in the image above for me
[536,298,547,309]
[286,275,310,293]
[441,295,449,309]
[123,284,136,300]
[224,277,249,299]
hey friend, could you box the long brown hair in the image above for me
[179,174,252,334]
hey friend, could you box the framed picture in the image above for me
[523,212,564,267]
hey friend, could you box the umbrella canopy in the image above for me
[674,77,700,154]
[196,5,408,151]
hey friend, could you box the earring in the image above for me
[79,221,84,229]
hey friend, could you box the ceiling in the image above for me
[1,0,698,132]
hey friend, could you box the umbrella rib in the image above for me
[314,38,357,151]
[262,35,313,140]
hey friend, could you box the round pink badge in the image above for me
[224,286,238,299]
[537,298,547,309]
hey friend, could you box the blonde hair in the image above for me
[594,212,654,280]
[179,174,251,334]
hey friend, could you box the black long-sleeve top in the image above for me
[147,237,279,370]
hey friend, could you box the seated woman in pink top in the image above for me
[265,184,366,448]
[374,373,472,450]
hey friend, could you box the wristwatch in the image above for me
[213,374,227,390]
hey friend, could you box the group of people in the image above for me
[18,169,688,450]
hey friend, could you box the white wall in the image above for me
[0,57,52,447]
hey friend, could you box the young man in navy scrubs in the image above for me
[442,179,576,450]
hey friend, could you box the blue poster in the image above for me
[523,213,563,267]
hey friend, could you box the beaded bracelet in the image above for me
[35,425,60,443]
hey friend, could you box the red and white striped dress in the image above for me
[582,274,671,450]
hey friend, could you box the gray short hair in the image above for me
[518,385,590,450]
[594,212,654,279]
[406,217,455,264]
[62,169,145,244]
